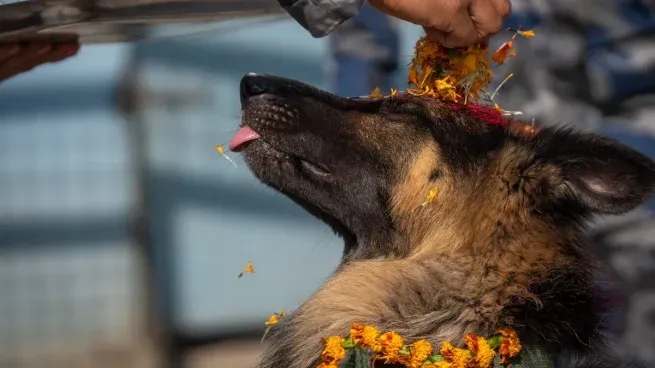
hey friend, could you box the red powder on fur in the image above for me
[448,102,509,127]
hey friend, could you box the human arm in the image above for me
[278,0,511,48]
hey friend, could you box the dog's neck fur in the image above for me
[257,233,604,368]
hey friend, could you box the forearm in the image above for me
[277,0,365,38]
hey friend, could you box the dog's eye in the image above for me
[300,159,330,178]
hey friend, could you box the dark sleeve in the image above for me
[277,0,365,38]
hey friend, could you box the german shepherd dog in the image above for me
[229,73,655,368]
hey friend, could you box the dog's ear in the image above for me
[538,129,655,215]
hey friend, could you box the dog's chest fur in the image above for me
[256,246,603,368]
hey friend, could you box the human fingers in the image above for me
[435,5,479,48]
[490,0,511,18]
[0,43,52,81]
[0,44,20,63]
[47,42,80,62]
[469,0,504,38]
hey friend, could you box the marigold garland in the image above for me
[317,323,522,368]
[370,28,535,115]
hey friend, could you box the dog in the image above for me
[229,73,655,368]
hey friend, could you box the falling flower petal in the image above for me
[369,86,383,98]
[421,187,439,207]
[517,29,535,38]
[237,261,255,278]
[492,40,514,65]
[215,144,238,167]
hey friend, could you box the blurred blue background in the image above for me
[0,16,425,368]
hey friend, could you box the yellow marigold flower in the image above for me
[408,36,492,103]
[465,333,495,368]
[316,363,338,368]
[379,331,404,363]
[497,328,522,365]
[440,341,470,368]
[264,314,278,326]
[350,323,382,352]
[320,336,346,364]
[462,53,478,72]
[426,363,452,368]
[407,339,432,368]
[278,311,287,317]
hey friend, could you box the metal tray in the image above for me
[0,0,285,43]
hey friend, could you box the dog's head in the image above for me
[231,73,655,260]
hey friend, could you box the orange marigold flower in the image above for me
[350,323,366,342]
[316,363,338,368]
[407,339,433,368]
[497,328,522,365]
[320,336,346,364]
[408,36,492,103]
[465,333,495,368]
[492,40,514,65]
[350,323,382,352]
[379,331,404,363]
[426,363,452,368]
[440,341,470,368]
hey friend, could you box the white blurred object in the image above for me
[0,0,285,43]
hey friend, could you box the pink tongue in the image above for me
[229,126,262,152]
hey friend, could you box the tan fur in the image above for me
[277,142,573,368]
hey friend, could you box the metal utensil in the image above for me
[0,0,285,43]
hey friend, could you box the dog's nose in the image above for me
[240,73,276,106]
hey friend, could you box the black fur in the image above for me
[235,74,655,368]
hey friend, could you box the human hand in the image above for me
[0,42,80,83]
[368,0,511,48]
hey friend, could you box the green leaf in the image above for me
[487,335,502,349]
[425,354,445,363]
[342,338,356,349]
[339,348,375,368]
[399,345,411,356]
[339,350,357,368]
